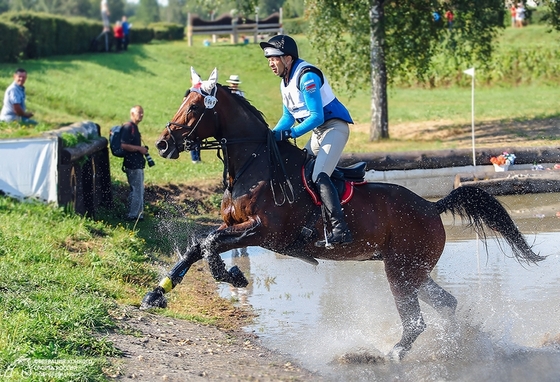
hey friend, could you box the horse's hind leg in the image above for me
[387,291,426,361]
[418,277,457,319]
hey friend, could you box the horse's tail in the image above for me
[435,185,545,265]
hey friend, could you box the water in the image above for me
[217,194,560,381]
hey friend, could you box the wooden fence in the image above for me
[187,9,283,46]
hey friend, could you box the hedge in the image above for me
[0,11,155,62]
[149,22,185,41]
[0,19,29,62]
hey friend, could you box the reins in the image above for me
[165,85,295,205]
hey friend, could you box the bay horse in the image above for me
[141,67,544,360]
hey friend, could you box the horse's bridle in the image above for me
[164,85,295,205]
[164,88,220,154]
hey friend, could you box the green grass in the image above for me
[0,197,158,380]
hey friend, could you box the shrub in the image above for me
[149,22,185,40]
[0,19,28,62]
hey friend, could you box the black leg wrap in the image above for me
[140,286,167,310]
[228,265,249,288]
[206,251,249,287]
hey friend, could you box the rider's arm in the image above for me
[272,104,295,134]
[289,71,324,138]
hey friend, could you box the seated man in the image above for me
[0,68,37,125]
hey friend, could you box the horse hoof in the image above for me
[140,287,167,310]
[387,345,407,362]
[229,265,249,288]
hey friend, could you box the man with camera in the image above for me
[120,105,153,221]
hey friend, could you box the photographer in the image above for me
[120,105,152,221]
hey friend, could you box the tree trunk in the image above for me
[369,0,389,141]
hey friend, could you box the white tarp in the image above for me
[0,137,58,202]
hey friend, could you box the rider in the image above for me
[260,34,354,247]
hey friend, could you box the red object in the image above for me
[114,25,124,39]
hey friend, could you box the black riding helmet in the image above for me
[259,35,299,61]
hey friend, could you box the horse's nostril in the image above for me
[156,140,167,150]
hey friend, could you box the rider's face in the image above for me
[267,56,292,77]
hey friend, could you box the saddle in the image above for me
[302,157,367,206]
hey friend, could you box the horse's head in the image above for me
[156,67,269,159]
[156,67,221,159]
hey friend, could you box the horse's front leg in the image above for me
[140,243,203,309]
[199,219,262,288]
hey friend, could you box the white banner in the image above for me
[0,137,58,202]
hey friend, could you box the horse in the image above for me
[141,67,545,360]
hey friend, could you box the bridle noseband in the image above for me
[165,87,219,153]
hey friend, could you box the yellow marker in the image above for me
[158,277,173,293]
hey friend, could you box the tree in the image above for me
[307,0,505,141]
[136,0,160,24]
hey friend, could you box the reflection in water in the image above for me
[218,194,560,381]
[229,248,251,307]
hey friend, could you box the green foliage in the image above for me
[130,24,156,43]
[136,0,160,24]
[307,0,505,94]
[282,16,307,35]
[150,21,185,40]
[0,11,105,59]
[0,19,28,62]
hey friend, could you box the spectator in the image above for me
[121,16,131,50]
[445,9,454,31]
[0,68,37,125]
[516,3,525,28]
[226,74,245,98]
[113,21,124,51]
[120,105,148,221]
[101,0,110,32]
[510,3,517,28]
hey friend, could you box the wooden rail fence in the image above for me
[187,9,283,46]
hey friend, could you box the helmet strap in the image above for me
[279,56,291,80]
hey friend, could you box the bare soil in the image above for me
[104,117,560,381]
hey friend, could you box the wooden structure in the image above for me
[187,10,282,46]
[46,121,112,216]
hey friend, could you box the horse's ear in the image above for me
[191,66,202,89]
[208,68,218,85]
[201,68,218,94]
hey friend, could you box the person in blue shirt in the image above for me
[260,35,354,247]
[0,68,37,125]
[121,15,131,50]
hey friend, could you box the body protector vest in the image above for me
[281,60,352,124]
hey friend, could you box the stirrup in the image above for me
[315,230,353,249]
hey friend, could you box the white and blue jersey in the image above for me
[273,59,353,138]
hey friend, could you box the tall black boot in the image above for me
[314,172,353,247]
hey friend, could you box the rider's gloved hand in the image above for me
[274,129,292,141]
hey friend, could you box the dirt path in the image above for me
[104,117,560,381]
[105,306,322,381]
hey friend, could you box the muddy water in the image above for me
[218,193,560,382]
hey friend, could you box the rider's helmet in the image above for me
[259,35,299,61]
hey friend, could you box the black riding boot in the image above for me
[314,172,353,247]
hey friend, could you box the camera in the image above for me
[144,146,155,167]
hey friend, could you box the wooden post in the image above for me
[187,13,193,46]
[231,18,238,44]
[254,7,259,43]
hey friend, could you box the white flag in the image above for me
[463,67,475,77]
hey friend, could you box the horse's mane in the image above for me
[219,84,269,128]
